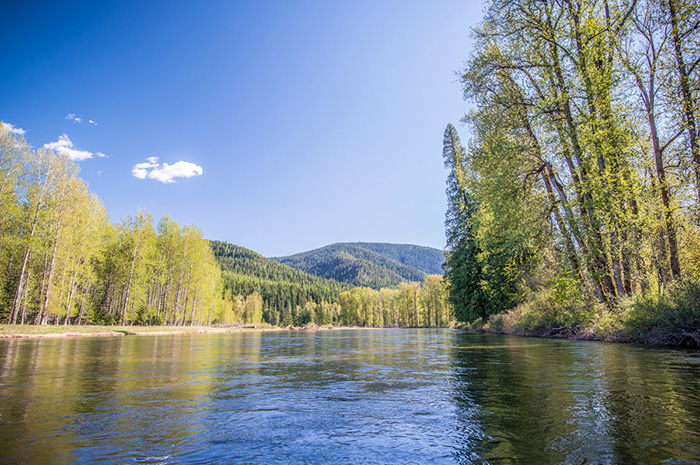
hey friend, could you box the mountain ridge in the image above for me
[272,242,445,289]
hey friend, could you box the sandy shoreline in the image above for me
[0,324,358,339]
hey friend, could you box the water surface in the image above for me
[0,329,698,464]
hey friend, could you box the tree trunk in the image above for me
[39,214,63,323]
[668,0,700,204]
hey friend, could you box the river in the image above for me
[0,329,698,464]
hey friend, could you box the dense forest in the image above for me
[274,242,444,289]
[336,276,452,327]
[444,0,700,343]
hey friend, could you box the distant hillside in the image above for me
[272,242,445,289]
[210,241,348,324]
[348,242,445,275]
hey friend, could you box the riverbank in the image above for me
[466,279,700,348]
[468,321,700,348]
[0,323,356,339]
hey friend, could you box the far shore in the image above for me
[2,323,696,348]
[0,324,367,339]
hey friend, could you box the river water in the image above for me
[0,329,698,464]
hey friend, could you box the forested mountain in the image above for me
[212,241,452,327]
[212,241,345,286]
[210,241,349,325]
[348,243,445,275]
[273,243,444,289]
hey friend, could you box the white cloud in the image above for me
[89,119,97,125]
[96,151,106,158]
[2,122,26,135]
[132,156,203,183]
[131,158,160,179]
[149,161,204,183]
[43,134,94,161]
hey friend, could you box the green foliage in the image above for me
[483,286,596,336]
[616,278,700,338]
[442,123,494,323]
[481,277,700,346]
[338,276,453,327]
[212,238,454,328]
[444,0,700,345]
[442,123,471,250]
[0,126,221,326]
[213,240,453,328]
[481,274,593,335]
[212,241,339,286]
[445,238,490,323]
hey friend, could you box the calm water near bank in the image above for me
[0,329,698,464]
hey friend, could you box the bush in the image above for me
[482,275,596,335]
[616,278,700,339]
[476,276,700,346]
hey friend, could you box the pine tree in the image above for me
[442,124,490,323]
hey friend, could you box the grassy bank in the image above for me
[0,323,371,339]
[0,324,263,338]
[469,278,700,348]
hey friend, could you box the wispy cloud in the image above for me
[43,134,94,161]
[132,156,203,183]
[2,122,26,135]
[66,114,97,125]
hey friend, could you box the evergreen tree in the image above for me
[442,124,491,322]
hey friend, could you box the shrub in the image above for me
[616,278,700,338]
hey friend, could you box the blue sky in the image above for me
[1,0,481,257]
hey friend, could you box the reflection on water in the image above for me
[449,333,700,464]
[0,330,698,464]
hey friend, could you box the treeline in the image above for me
[337,276,452,327]
[444,0,700,337]
[223,274,342,326]
[0,127,222,326]
[228,276,452,328]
